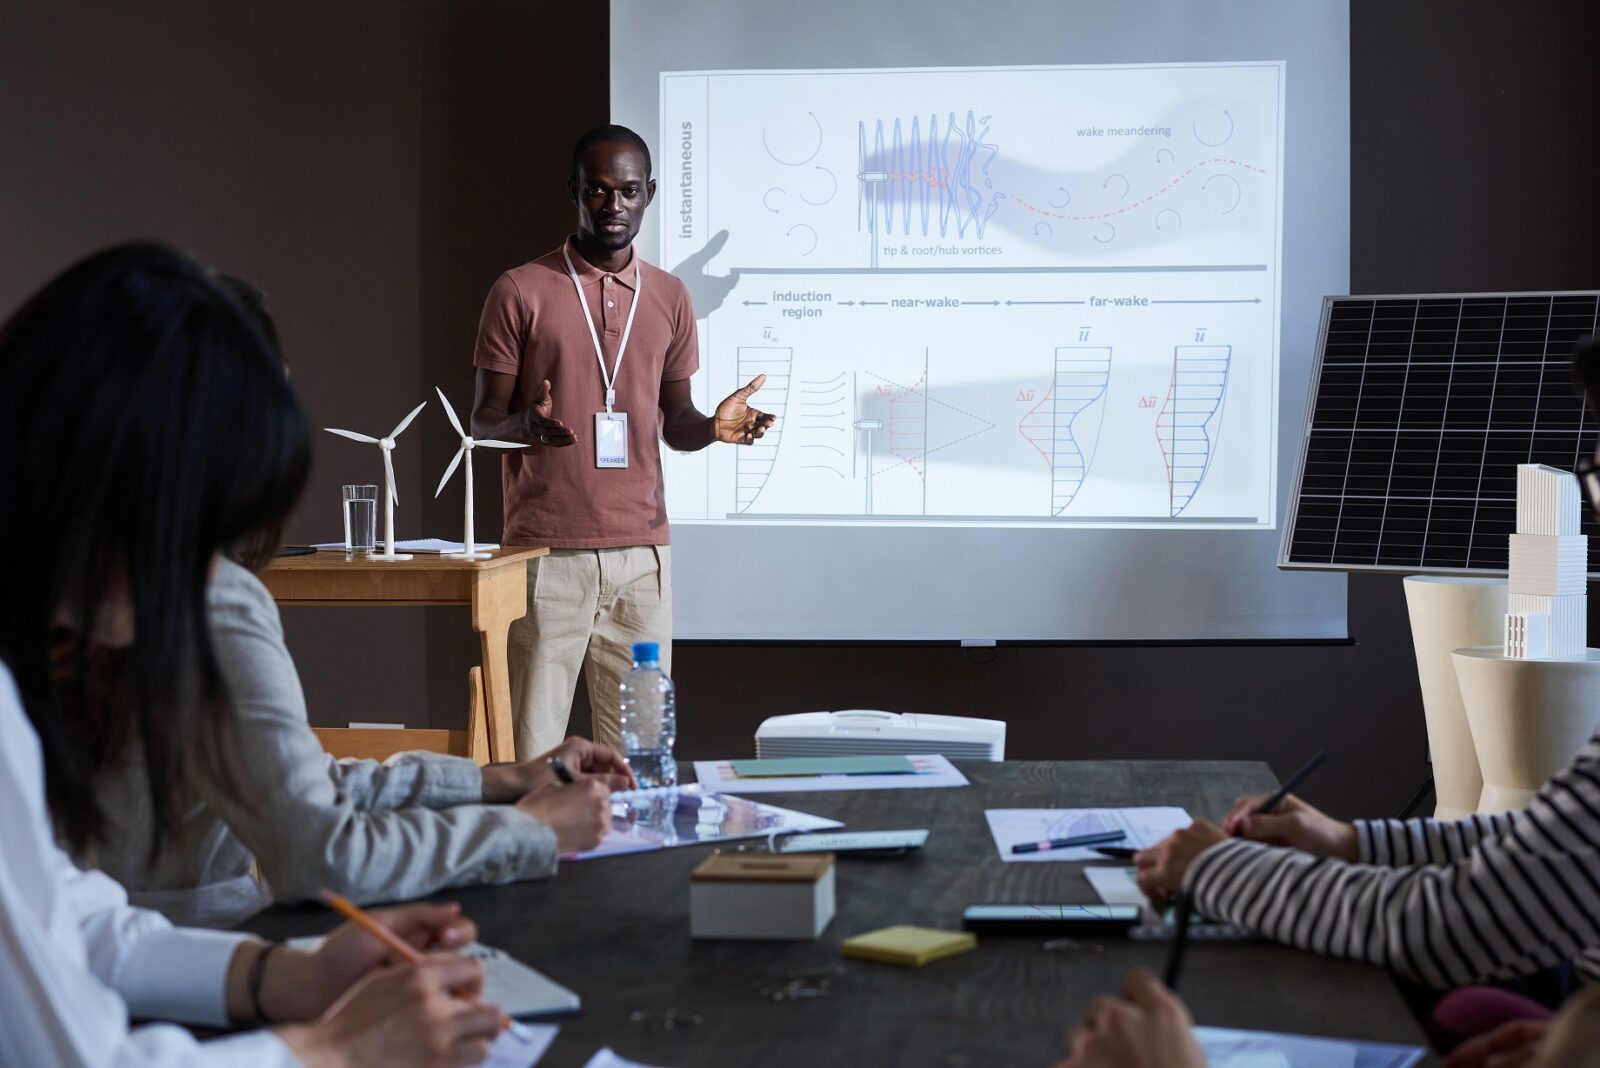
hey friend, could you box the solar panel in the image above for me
[1281,292,1600,575]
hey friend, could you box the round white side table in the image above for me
[1403,577,1508,819]
[1452,646,1600,814]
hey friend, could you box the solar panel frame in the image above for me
[1280,291,1600,577]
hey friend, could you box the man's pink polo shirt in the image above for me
[472,238,699,548]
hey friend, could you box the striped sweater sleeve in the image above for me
[1355,729,1600,866]
[1185,734,1600,988]
[1355,812,1518,865]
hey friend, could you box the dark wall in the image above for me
[0,1,605,730]
[410,1,609,724]
[0,1,435,723]
[3,2,1594,817]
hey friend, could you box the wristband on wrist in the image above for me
[247,941,282,1024]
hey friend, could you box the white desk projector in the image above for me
[754,710,1006,762]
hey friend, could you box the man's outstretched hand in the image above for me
[714,374,777,445]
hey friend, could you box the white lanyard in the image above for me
[562,244,641,413]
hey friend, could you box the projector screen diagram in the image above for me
[662,61,1283,528]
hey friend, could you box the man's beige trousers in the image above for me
[507,545,672,758]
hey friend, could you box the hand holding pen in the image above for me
[1221,754,1357,861]
[1131,752,1332,911]
[1155,753,1329,992]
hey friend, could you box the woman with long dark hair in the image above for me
[77,275,621,930]
[0,243,507,1066]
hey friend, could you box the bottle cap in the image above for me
[631,641,661,664]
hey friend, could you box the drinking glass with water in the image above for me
[342,484,378,556]
[619,641,677,788]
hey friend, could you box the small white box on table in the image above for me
[689,852,835,940]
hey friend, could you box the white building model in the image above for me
[1504,464,1588,658]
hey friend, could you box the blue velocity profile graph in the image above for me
[735,346,791,512]
[1157,345,1232,516]
[858,111,1003,266]
[1049,348,1114,514]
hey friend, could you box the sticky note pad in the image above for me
[730,755,916,778]
[841,925,976,967]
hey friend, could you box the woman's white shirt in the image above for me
[0,661,298,1067]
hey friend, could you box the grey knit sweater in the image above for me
[87,559,557,927]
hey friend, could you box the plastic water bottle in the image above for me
[618,641,677,788]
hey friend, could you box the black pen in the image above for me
[1163,753,1326,992]
[1253,751,1329,816]
[548,754,575,784]
[1092,846,1139,860]
[1164,895,1193,991]
[1011,830,1126,855]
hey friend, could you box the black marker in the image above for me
[548,754,575,785]
[1092,846,1138,860]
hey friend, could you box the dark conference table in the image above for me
[248,761,1431,1066]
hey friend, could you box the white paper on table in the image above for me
[473,1024,558,1067]
[1084,865,1151,907]
[582,1049,676,1068]
[565,784,841,861]
[311,538,501,553]
[1193,1025,1423,1068]
[694,753,969,795]
[984,807,1192,862]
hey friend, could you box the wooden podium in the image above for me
[261,547,546,765]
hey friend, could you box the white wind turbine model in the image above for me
[325,400,428,561]
[433,387,526,560]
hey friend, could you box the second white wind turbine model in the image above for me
[325,400,427,561]
[433,387,526,560]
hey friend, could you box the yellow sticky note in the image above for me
[841,925,976,967]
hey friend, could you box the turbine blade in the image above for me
[383,448,399,507]
[435,386,465,437]
[390,400,427,438]
[325,428,378,444]
[435,447,465,498]
[474,440,529,450]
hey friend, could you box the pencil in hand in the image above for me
[317,888,533,1044]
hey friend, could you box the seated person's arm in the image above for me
[1223,732,1600,867]
[1139,741,1600,988]
[198,561,564,904]
[1,676,292,1064]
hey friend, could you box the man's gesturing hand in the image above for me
[521,379,576,448]
[714,374,777,445]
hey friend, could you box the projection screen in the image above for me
[610,0,1349,641]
